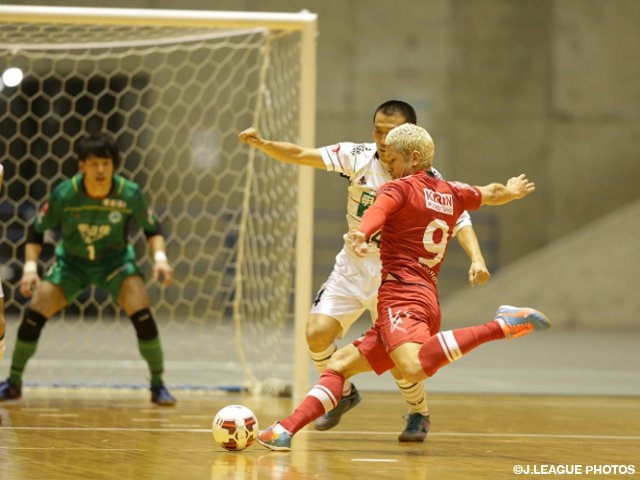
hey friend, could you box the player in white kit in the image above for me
[238,100,489,441]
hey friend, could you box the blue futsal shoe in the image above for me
[258,422,293,451]
[493,305,551,339]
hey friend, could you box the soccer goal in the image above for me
[0,5,316,398]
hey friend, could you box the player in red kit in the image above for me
[240,100,489,441]
[257,123,551,451]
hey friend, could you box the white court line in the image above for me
[35,413,78,418]
[18,408,61,412]
[131,418,170,423]
[352,459,398,463]
[1,427,212,433]
[2,426,640,441]
[3,447,146,452]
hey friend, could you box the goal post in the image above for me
[0,5,315,399]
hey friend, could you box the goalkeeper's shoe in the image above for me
[0,380,21,401]
[313,383,362,430]
[150,385,176,406]
[258,422,293,451]
[493,305,551,339]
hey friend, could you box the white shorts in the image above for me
[309,248,381,338]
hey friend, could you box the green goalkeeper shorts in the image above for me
[44,248,143,304]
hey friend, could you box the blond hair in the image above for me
[385,123,435,169]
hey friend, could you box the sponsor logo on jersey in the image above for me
[357,191,376,217]
[108,211,123,223]
[350,144,369,157]
[78,224,112,244]
[449,180,475,191]
[417,259,440,285]
[103,198,127,209]
[423,188,453,215]
[37,202,49,223]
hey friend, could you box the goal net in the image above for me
[0,6,316,397]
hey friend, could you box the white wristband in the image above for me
[154,251,168,263]
[24,260,37,274]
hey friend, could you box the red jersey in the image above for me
[360,170,482,287]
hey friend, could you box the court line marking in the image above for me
[35,413,78,418]
[351,459,398,463]
[2,426,639,441]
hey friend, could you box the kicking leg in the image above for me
[416,306,551,379]
[306,313,361,430]
[258,342,375,451]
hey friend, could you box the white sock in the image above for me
[309,343,352,395]
[309,344,337,372]
[395,378,429,416]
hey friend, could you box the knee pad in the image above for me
[17,308,48,342]
[130,308,159,340]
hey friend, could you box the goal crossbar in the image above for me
[0,4,317,31]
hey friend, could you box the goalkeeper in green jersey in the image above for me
[0,132,176,405]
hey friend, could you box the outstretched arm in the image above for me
[238,127,326,169]
[456,174,534,284]
[477,174,535,206]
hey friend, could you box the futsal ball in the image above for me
[212,404,259,451]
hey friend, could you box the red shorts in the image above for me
[352,325,394,375]
[353,280,441,375]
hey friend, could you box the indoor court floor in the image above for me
[1,322,639,479]
[1,390,638,479]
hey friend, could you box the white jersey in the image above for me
[319,141,472,256]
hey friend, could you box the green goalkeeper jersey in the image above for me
[34,174,161,261]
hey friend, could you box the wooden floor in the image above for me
[1,389,639,479]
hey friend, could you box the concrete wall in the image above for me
[7,0,640,300]
[440,197,640,331]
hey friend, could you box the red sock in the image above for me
[280,370,345,434]
[418,320,503,377]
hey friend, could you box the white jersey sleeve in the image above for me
[430,166,472,235]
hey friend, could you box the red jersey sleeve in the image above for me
[360,189,403,240]
[449,181,482,212]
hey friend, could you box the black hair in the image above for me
[75,132,120,169]
[373,100,417,125]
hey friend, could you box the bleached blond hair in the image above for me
[385,123,435,169]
